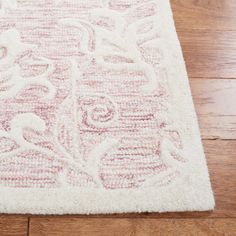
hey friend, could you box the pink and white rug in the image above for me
[0,0,214,214]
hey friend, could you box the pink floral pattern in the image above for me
[0,0,186,189]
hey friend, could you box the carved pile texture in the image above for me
[0,0,185,189]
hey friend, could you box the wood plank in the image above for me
[171,0,236,31]
[171,1,236,78]
[190,79,236,139]
[0,216,28,236]
[29,218,236,236]
[203,140,236,217]
[178,31,236,78]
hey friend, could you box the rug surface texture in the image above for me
[0,0,214,214]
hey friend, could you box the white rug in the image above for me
[0,0,214,214]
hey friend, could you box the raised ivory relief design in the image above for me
[0,0,186,189]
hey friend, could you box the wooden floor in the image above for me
[1,0,236,235]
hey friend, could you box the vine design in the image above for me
[0,29,56,100]
[56,1,187,188]
[0,0,187,189]
[59,6,159,93]
[54,59,119,187]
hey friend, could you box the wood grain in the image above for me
[190,79,236,139]
[203,140,236,218]
[172,0,236,78]
[29,218,236,236]
[179,31,236,78]
[0,216,28,236]
[171,0,236,31]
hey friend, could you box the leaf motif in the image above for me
[0,28,35,70]
[55,96,78,158]
[89,8,126,34]
[59,19,96,53]
[0,137,19,153]
[0,29,56,100]
[66,166,97,188]
[85,137,119,186]
[160,138,185,168]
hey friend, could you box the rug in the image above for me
[0,0,214,214]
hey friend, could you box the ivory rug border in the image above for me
[0,0,214,214]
